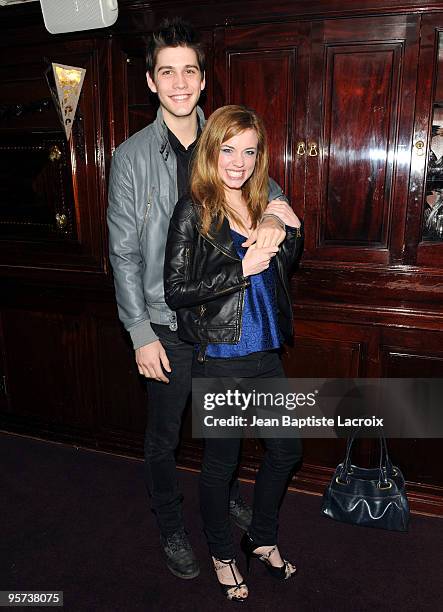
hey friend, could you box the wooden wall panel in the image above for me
[288,319,377,375]
[1,309,97,430]
[284,336,362,378]
[380,327,443,375]
[382,350,443,377]
[323,45,397,246]
[286,319,443,494]
[380,337,443,489]
[283,321,373,470]
[95,315,147,444]
[214,22,310,214]
[228,50,294,189]
[304,15,420,264]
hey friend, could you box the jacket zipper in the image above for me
[184,245,191,281]
[234,286,247,342]
[213,283,248,297]
[197,305,207,362]
[139,193,152,239]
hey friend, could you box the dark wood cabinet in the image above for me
[305,15,420,266]
[1,0,443,516]
[0,38,109,276]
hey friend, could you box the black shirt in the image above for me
[167,127,201,200]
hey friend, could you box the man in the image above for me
[107,18,297,580]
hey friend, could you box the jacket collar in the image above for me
[153,106,206,161]
[202,214,241,261]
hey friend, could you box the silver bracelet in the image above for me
[260,213,285,230]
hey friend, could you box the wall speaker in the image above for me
[40,0,118,34]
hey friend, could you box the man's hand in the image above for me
[242,200,301,248]
[265,200,301,228]
[243,216,285,248]
[135,340,171,383]
[242,216,285,249]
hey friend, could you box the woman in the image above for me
[164,105,303,602]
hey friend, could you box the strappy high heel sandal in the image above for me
[212,557,249,602]
[241,533,297,581]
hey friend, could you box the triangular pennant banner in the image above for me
[46,63,86,140]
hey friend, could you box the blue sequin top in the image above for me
[206,229,282,358]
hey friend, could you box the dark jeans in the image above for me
[144,324,241,537]
[193,351,302,559]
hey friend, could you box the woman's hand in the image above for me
[242,244,279,277]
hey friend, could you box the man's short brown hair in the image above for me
[146,18,205,78]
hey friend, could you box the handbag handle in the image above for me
[338,430,394,488]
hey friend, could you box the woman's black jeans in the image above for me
[193,350,303,559]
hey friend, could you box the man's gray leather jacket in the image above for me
[107,106,287,349]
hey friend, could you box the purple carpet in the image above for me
[1,432,442,611]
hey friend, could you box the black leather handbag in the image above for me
[321,433,409,532]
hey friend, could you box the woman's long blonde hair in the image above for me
[190,105,269,236]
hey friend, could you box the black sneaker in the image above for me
[229,497,253,531]
[161,529,200,579]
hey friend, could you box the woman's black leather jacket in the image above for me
[164,196,304,356]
